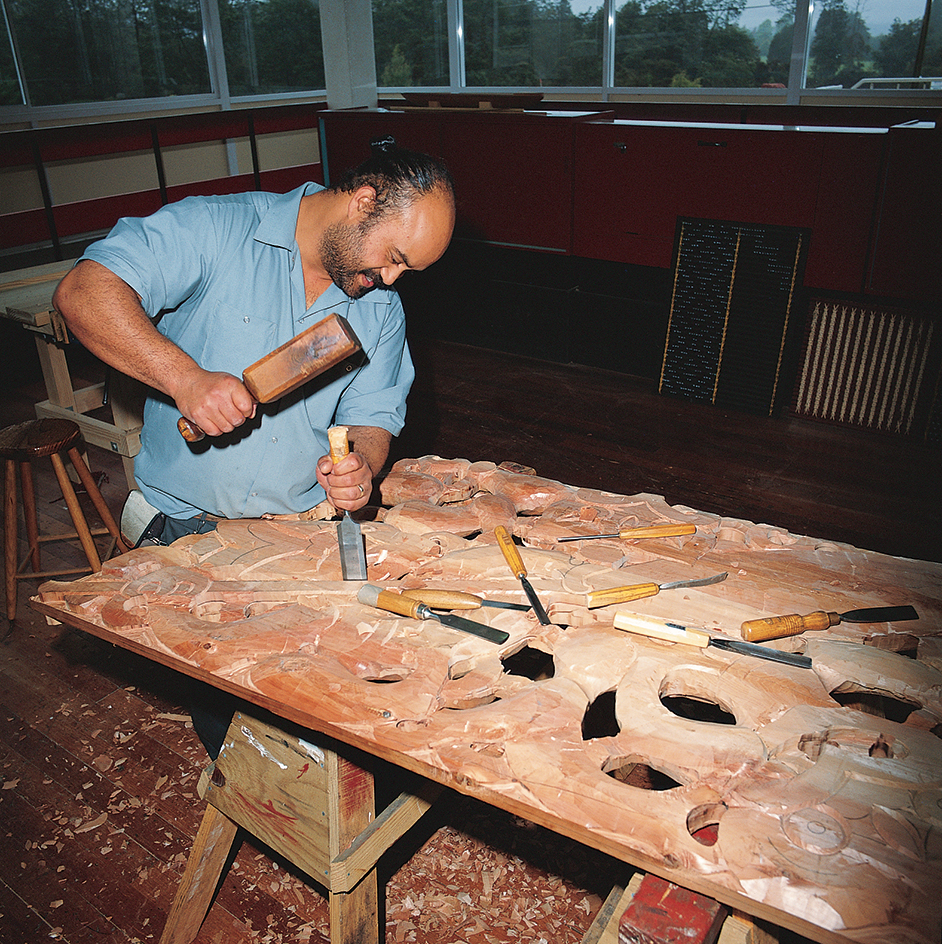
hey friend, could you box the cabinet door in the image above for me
[572,122,823,268]
[440,113,576,252]
[867,126,942,304]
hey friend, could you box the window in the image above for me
[1,0,211,106]
[462,0,603,87]
[372,0,449,87]
[221,0,325,96]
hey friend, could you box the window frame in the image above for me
[1,0,938,128]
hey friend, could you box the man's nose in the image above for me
[382,263,407,285]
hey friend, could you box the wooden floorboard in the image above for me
[1,335,937,943]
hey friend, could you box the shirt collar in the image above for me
[253,181,325,250]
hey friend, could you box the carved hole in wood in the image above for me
[658,669,738,726]
[602,756,682,791]
[500,646,555,681]
[829,689,921,724]
[686,802,727,846]
[582,691,620,740]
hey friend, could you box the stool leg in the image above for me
[159,803,239,944]
[4,458,17,623]
[49,452,101,572]
[19,459,41,572]
[66,446,129,554]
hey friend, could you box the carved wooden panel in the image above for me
[33,457,942,944]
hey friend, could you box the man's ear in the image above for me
[348,185,377,221]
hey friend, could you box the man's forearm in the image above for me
[347,426,392,479]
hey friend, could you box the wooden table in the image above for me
[0,262,142,488]
[31,457,942,944]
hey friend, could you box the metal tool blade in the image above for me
[708,636,812,668]
[658,572,728,591]
[431,611,510,644]
[478,599,531,611]
[840,605,918,623]
[520,576,551,625]
[337,512,367,581]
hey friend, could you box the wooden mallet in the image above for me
[177,313,361,442]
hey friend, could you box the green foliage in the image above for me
[873,18,921,77]
[381,44,412,87]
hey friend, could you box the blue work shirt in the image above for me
[82,182,414,519]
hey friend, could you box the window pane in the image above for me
[220,0,324,96]
[462,0,604,88]
[3,0,210,106]
[373,0,448,87]
[806,0,931,89]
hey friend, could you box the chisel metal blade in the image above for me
[430,611,510,644]
[337,512,368,581]
[707,636,812,668]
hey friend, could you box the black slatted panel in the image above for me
[660,218,806,416]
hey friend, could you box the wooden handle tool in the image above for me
[614,611,812,668]
[400,589,530,611]
[586,572,727,609]
[178,312,361,441]
[357,584,509,644]
[741,604,919,642]
[328,425,368,581]
[557,523,696,542]
[494,526,551,624]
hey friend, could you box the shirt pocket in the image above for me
[192,302,278,375]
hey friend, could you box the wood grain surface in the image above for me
[32,457,942,944]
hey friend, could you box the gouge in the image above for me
[586,572,727,609]
[741,604,918,642]
[328,425,368,581]
[400,589,530,611]
[558,523,696,542]
[495,526,551,625]
[613,611,812,669]
[358,584,509,644]
[178,312,361,441]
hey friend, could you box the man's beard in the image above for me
[319,219,387,300]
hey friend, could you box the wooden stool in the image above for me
[1,417,128,622]
[159,710,442,944]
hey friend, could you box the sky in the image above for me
[567,1,928,37]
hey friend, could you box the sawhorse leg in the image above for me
[159,710,440,944]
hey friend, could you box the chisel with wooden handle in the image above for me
[328,425,368,581]
[613,611,812,668]
[178,313,361,441]
[586,572,727,609]
[400,589,530,611]
[741,604,919,642]
[494,526,551,625]
[557,523,696,542]
[357,584,509,644]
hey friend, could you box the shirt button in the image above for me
[243,316,250,323]
[271,437,278,443]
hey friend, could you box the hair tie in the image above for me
[370,135,397,154]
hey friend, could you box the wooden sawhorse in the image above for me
[159,710,442,944]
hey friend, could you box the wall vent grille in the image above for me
[792,300,936,436]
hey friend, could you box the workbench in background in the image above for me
[0,261,143,489]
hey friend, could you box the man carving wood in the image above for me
[53,137,456,543]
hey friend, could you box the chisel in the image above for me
[585,572,727,609]
[741,604,919,642]
[558,523,696,542]
[400,589,530,611]
[328,426,368,581]
[357,584,509,644]
[494,526,552,625]
[613,611,812,668]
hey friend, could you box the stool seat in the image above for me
[0,417,84,460]
[3,418,129,624]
